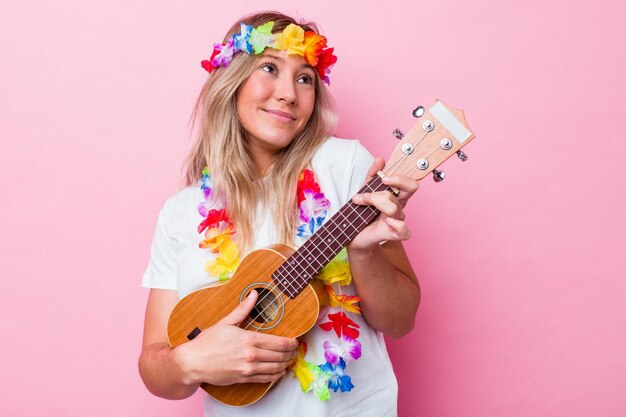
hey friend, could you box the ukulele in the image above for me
[167,100,476,406]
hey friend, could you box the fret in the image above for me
[332,208,359,232]
[272,175,395,298]
[272,267,299,298]
[298,247,326,270]
[315,228,340,255]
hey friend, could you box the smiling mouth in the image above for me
[264,109,296,122]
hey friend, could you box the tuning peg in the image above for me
[392,129,404,140]
[433,169,446,182]
[413,106,425,118]
[456,150,468,161]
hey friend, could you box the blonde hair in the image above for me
[185,11,337,252]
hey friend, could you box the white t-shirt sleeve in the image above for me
[142,201,178,290]
[346,140,376,197]
[310,138,375,205]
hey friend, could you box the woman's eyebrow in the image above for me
[263,53,283,61]
[263,53,315,72]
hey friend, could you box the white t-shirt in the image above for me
[143,138,399,417]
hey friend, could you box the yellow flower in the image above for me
[204,237,240,281]
[291,354,314,392]
[274,23,305,56]
[317,253,351,286]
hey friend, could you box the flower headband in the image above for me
[201,22,338,85]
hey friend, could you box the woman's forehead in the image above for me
[261,49,315,71]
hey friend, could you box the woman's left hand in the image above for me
[349,157,419,250]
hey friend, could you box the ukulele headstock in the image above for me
[385,100,475,182]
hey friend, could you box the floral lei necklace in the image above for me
[197,167,362,401]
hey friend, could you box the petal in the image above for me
[249,22,275,54]
[291,356,314,392]
[326,285,362,314]
[302,32,327,67]
[318,311,360,339]
[317,256,352,286]
[316,47,337,79]
[310,366,331,401]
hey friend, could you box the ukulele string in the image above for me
[241,212,349,331]
[401,144,446,177]
[421,144,442,162]
[242,180,381,332]
[245,131,446,329]
[244,131,442,328]
[383,130,429,176]
[240,216,349,330]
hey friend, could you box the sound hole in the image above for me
[249,288,280,323]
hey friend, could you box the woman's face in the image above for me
[236,49,316,170]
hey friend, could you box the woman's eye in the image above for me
[298,74,314,84]
[261,63,277,73]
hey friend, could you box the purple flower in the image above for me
[299,189,330,223]
[211,39,236,68]
[323,336,362,366]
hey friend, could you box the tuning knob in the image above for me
[393,129,404,140]
[433,169,445,182]
[413,106,425,118]
[456,150,468,161]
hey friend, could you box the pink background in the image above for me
[1,1,624,416]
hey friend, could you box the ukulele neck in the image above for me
[272,174,393,298]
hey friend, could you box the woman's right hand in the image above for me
[173,290,299,386]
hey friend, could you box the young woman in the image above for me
[139,11,420,417]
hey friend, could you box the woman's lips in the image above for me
[265,109,296,122]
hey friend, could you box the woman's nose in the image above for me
[274,76,297,105]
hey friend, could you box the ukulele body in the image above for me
[167,244,328,406]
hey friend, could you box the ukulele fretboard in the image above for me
[272,175,393,298]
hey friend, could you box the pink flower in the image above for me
[211,39,236,68]
[299,189,330,223]
[323,336,362,366]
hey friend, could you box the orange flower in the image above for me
[302,32,327,67]
[199,224,236,252]
[326,285,361,314]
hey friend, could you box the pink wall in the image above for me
[1,1,624,416]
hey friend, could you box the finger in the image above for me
[363,157,385,183]
[384,217,411,240]
[249,331,298,352]
[381,175,419,196]
[380,176,418,207]
[219,290,258,325]
[242,359,294,375]
[245,348,298,363]
[239,370,287,384]
[352,192,405,220]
